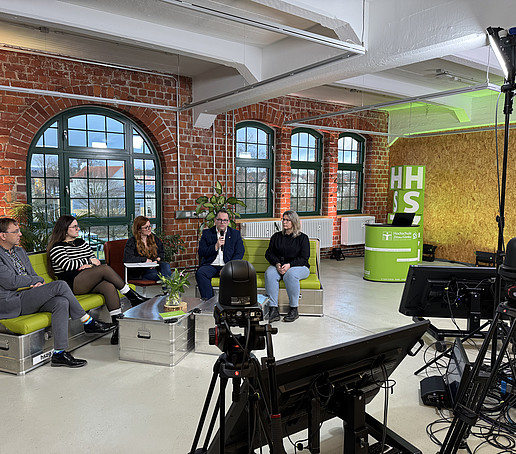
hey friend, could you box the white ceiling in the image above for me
[0,0,513,135]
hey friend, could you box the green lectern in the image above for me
[364,224,421,282]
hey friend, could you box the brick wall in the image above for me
[0,49,390,267]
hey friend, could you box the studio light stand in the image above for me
[439,26,516,454]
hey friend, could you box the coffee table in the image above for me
[119,295,200,366]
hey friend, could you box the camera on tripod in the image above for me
[208,260,267,365]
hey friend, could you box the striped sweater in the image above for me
[49,238,95,275]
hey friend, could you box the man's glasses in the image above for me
[215,218,229,223]
[3,229,21,234]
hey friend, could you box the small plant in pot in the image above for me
[158,269,190,312]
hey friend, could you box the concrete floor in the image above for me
[0,257,485,453]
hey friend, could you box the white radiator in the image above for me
[300,218,333,248]
[241,218,334,248]
[341,216,375,245]
[241,221,281,238]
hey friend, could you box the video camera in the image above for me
[209,260,266,361]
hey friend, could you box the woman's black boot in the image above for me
[110,314,123,345]
[125,289,149,306]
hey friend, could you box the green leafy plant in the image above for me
[195,180,246,234]
[8,202,56,252]
[154,228,185,263]
[158,269,190,297]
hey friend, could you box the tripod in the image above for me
[438,299,516,453]
[189,323,285,454]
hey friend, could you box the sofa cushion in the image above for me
[211,238,321,290]
[0,252,106,335]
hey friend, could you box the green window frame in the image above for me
[337,133,365,214]
[235,121,274,218]
[290,128,322,216]
[28,106,161,252]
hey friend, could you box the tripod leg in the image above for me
[190,365,221,454]
[440,311,516,453]
[219,376,229,454]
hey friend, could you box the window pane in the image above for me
[32,178,45,198]
[46,155,59,177]
[89,179,107,198]
[31,154,45,177]
[108,179,125,197]
[107,117,124,133]
[109,225,130,241]
[88,131,107,148]
[43,128,58,148]
[133,130,145,153]
[90,198,108,217]
[71,198,88,217]
[68,115,86,129]
[69,130,87,147]
[144,160,156,178]
[135,199,145,216]
[46,178,60,197]
[145,199,156,218]
[109,199,126,216]
[257,129,267,144]
[89,160,106,178]
[107,133,124,149]
[108,161,125,178]
[87,114,105,131]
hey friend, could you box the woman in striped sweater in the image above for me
[47,215,148,344]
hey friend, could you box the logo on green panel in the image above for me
[393,190,424,213]
[390,165,426,190]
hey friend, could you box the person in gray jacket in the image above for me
[0,218,112,368]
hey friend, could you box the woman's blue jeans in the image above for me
[264,265,310,308]
[141,261,172,280]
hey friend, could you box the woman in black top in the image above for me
[47,215,148,344]
[123,216,171,281]
[264,210,310,323]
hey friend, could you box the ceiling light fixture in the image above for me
[286,83,501,125]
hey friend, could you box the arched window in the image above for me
[290,128,322,215]
[337,133,365,213]
[235,121,274,218]
[28,106,161,247]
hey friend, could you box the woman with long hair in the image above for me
[264,210,310,323]
[47,215,148,344]
[123,216,171,281]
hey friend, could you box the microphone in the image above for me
[220,230,224,252]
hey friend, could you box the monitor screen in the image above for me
[392,212,415,227]
[399,265,496,320]
[217,320,429,452]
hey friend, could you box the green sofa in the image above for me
[0,252,111,375]
[210,238,323,316]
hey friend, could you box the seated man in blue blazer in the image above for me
[196,208,245,300]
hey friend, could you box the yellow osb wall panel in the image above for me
[390,130,516,263]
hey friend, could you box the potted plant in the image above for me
[158,269,191,312]
[195,180,246,234]
[154,228,186,263]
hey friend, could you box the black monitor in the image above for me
[399,265,496,320]
[392,212,415,227]
[215,320,429,454]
